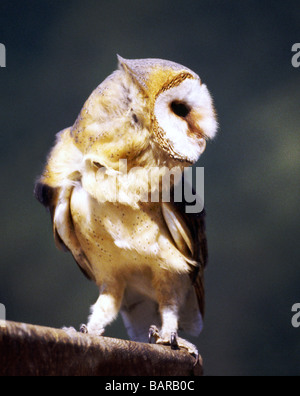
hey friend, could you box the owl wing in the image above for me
[34,127,96,282]
[35,181,96,282]
[161,176,208,317]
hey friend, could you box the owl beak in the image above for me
[186,110,209,147]
[198,138,207,154]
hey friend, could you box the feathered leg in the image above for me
[81,280,125,336]
[149,271,199,359]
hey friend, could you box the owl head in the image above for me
[72,56,217,168]
[118,56,218,164]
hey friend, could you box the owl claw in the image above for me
[148,325,198,363]
[148,325,160,344]
[80,324,88,334]
[79,323,105,336]
[170,332,179,350]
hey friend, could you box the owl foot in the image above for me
[148,325,178,349]
[80,324,88,334]
[79,323,105,336]
[148,325,199,363]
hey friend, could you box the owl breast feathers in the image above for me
[35,56,217,355]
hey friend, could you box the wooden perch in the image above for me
[0,320,202,376]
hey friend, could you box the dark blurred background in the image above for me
[1,0,300,376]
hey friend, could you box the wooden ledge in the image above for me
[0,320,202,376]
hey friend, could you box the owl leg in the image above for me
[148,323,199,360]
[148,306,180,349]
[149,272,199,359]
[148,271,181,346]
[80,280,125,336]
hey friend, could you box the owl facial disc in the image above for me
[154,77,217,164]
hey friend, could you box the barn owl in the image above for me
[35,56,217,359]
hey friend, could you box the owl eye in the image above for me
[170,101,191,118]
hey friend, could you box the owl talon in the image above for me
[148,327,198,363]
[80,324,88,334]
[149,326,179,350]
[80,324,105,337]
[148,325,160,344]
[170,332,179,350]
